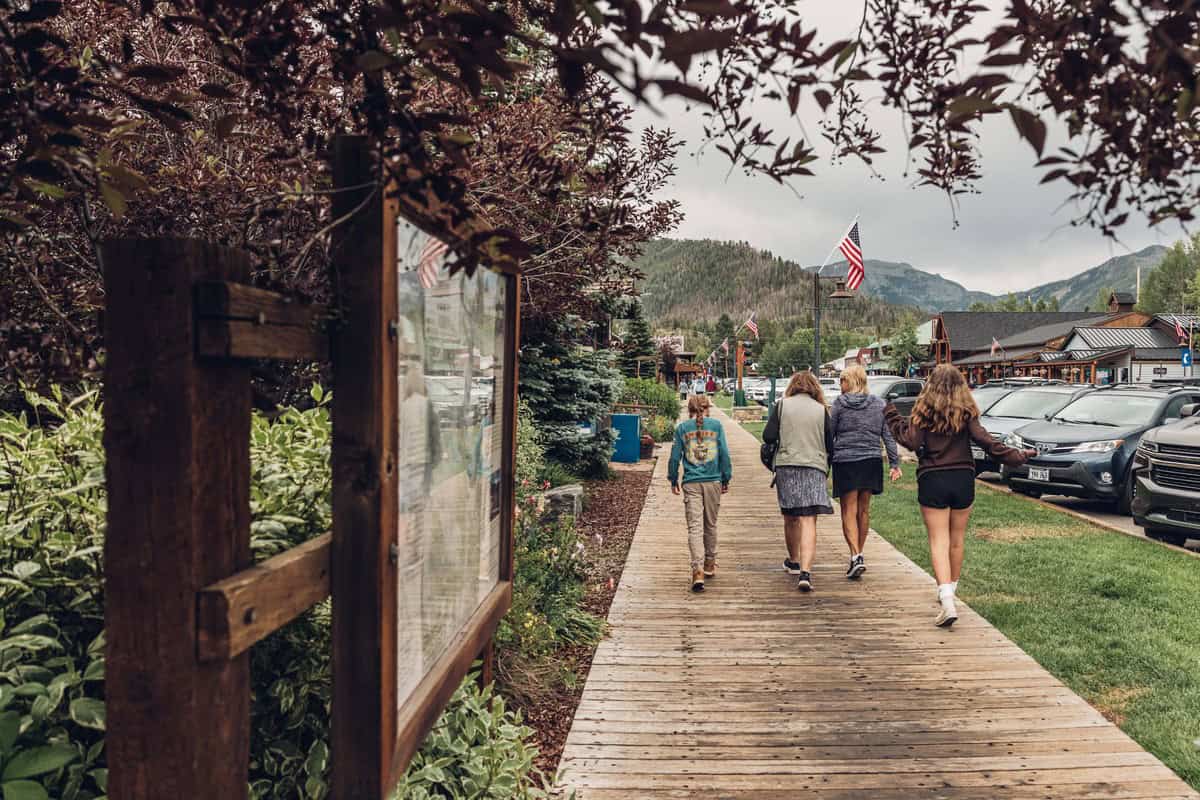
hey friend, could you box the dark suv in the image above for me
[868,376,923,417]
[1131,406,1200,547]
[1001,384,1200,513]
[973,384,1095,474]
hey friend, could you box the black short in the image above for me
[917,469,976,510]
[831,458,884,498]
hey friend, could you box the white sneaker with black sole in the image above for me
[846,554,866,579]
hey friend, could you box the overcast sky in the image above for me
[631,4,1180,295]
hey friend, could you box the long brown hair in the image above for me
[784,371,825,405]
[910,364,979,434]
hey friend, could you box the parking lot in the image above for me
[977,472,1200,554]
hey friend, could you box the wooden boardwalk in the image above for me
[556,406,1198,799]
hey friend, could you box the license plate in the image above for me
[1028,467,1050,481]
[970,446,984,460]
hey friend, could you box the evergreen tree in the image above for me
[1091,285,1117,312]
[710,313,736,355]
[1049,296,1061,311]
[520,318,622,477]
[619,300,657,377]
[1140,236,1197,314]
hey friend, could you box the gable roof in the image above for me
[938,312,1100,354]
[1110,291,1135,304]
[993,313,1116,349]
[1067,326,1177,349]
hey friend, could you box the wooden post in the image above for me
[330,136,396,800]
[103,238,252,800]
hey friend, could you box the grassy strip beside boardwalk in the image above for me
[737,421,1200,789]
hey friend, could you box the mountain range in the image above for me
[635,238,1169,320]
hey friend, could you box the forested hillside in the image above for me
[636,239,1171,317]
[1017,245,1168,310]
[635,239,923,332]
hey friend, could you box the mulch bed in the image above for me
[517,463,653,780]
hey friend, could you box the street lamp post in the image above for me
[813,271,855,373]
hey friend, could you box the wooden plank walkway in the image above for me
[556,406,1198,799]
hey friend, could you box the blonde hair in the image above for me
[784,371,825,405]
[910,364,979,434]
[687,394,711,418]
[840,364,868,394]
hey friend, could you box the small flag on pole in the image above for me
[1175,315,1187,344]
[721,338,730,354]
[839,221,865,291]
[991,337,1000,356]
[744,313,759,339]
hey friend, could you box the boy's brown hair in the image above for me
[687,394,711,418]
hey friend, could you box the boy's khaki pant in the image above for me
[682,481,721,571]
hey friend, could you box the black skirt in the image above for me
[831,457,884,498]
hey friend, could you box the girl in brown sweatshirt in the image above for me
[885,365,1035,627]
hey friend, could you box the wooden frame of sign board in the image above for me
[101,134,517,800]
[330,136,520,799]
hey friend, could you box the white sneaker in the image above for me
[935,598,958,627]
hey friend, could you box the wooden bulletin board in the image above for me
[330,137,520,798]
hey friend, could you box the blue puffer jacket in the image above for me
[829,393,900,467]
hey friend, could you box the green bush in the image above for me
[0,385,560,800]
[515,401,544,489]
[644,415,676,443]
[392,678,546,800]
[620,377,680,420]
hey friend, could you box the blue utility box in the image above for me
[611,413,642,463]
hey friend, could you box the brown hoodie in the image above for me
[884,402,1028,477]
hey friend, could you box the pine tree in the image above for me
[619,301,657,377]
[1140,236,1196,314]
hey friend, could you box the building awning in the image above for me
[952,346,1043,366]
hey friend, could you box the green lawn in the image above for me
[731,418,1200,789]
[712,391,733,411]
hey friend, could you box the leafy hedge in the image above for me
[0,386,577,799]
[620,377,680,421]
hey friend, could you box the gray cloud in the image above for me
[632,5,1178,295]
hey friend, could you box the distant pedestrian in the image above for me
[885,364,1035,627]
[693,375,707,395]
[706,374,717,394]
[762,371,833,592]
[668,395,732,593]
[829,364,901,579]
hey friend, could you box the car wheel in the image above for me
[1144,527,1189,547]
[1116,473,1134,516]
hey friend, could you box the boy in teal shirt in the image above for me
[668,395,733,592]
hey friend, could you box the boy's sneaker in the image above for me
[783,558,802,575]
[691,569,705,593]
[846,554,866,579]
[703,559,717,578]
[796,571,813,592]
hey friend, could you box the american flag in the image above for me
[1175,315,1186,343]
[744,312,759,339]
[721,338,729,354]
[839,221,865,291]
[418,235,448,289]
[991,337,1000,356]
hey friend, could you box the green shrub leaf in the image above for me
[1,780,49,800]
[68,698,105,730]
[2,745,78,781]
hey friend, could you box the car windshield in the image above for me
[866,378,896,395]
[1051,393,1161,427]
[971,386,1011,413]
[984,389,1074,420]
